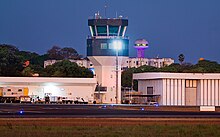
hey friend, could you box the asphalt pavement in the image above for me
[0,104,220,118]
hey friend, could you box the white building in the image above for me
[133,72,220,106]
[0,77,97,103]
[44,57,174,69]
[123,57,174,68]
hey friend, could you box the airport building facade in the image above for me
[0,77,97,103]
[133,72,220,106]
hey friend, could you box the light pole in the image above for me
[113,40,122,104]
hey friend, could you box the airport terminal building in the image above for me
[0,77,97,103]
[133,72,220,106]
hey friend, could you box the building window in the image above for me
[185,80,197,88]
[7,89,11,92]
[147,87,153,95]
[109,26,119,36]
[108,43,114,49]
[18,89,22,92]
[100,43,108,49]
[97,26,107,36]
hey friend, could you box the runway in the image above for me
[0,104,220,118]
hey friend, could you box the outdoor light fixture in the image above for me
[113,40,123,104]
[113,40,122,50]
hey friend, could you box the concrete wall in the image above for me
[162,79,185,106]
[199,79,220,106]
[138,79,163,104]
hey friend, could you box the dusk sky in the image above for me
[1,0,220,63]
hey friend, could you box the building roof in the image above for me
[0,77,97,86]
[133,72,220,80]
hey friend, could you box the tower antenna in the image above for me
[104,2,107,18]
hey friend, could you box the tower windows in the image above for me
[109,26,119,36]
[97,26,107,36]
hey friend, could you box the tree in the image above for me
[60,47,80,59]
[178,54,185,65]
[47,46,81,60]
[44,60,93,78]
[22,67,34,76]
[47,46,62,60]
[0,44,23,76]
[121,66,158,91]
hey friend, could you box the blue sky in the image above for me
[0,0,220,63]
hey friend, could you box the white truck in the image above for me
[0,87,31,103]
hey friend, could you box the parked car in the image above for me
[147,101,159,106]
[74,97,88,104]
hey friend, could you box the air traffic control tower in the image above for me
[87,12,129,104]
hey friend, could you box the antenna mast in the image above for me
[104,2,107,18]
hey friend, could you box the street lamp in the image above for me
[113,40,122,104]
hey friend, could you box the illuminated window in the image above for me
[185,80,197,88]
[100,43,108,49]
[108,43,114,49]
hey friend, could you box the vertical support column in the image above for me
[204,80,208,106]
[174,79,178,105]
[200,80,204,106]
[177,79,182,105]
[219,80,220,106]
[215,80,219,106]
[115,49,119,104]
[181,79,185,105]
[166,79,171,105]
[211,80,215,106]
[162,79,167,105]
[207,80,211,106]
[170,79,174,105]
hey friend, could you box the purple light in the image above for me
[134,39,149,58]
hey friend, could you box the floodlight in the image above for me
[113,40,122,50]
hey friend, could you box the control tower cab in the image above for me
[87,12,129,104]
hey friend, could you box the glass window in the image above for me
[7,89,11,92]
[100,43,108,49]
[97,26,107,36]
[193,80,197,87]
[108,43,114,49]
[109,26,119,36]
[186,80,197,88]
[18,89,22,92]
[186,80,190,88]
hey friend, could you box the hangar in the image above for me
[133,72,220,106]
[0,77,97,103]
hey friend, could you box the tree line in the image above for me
[0,44,93,77]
